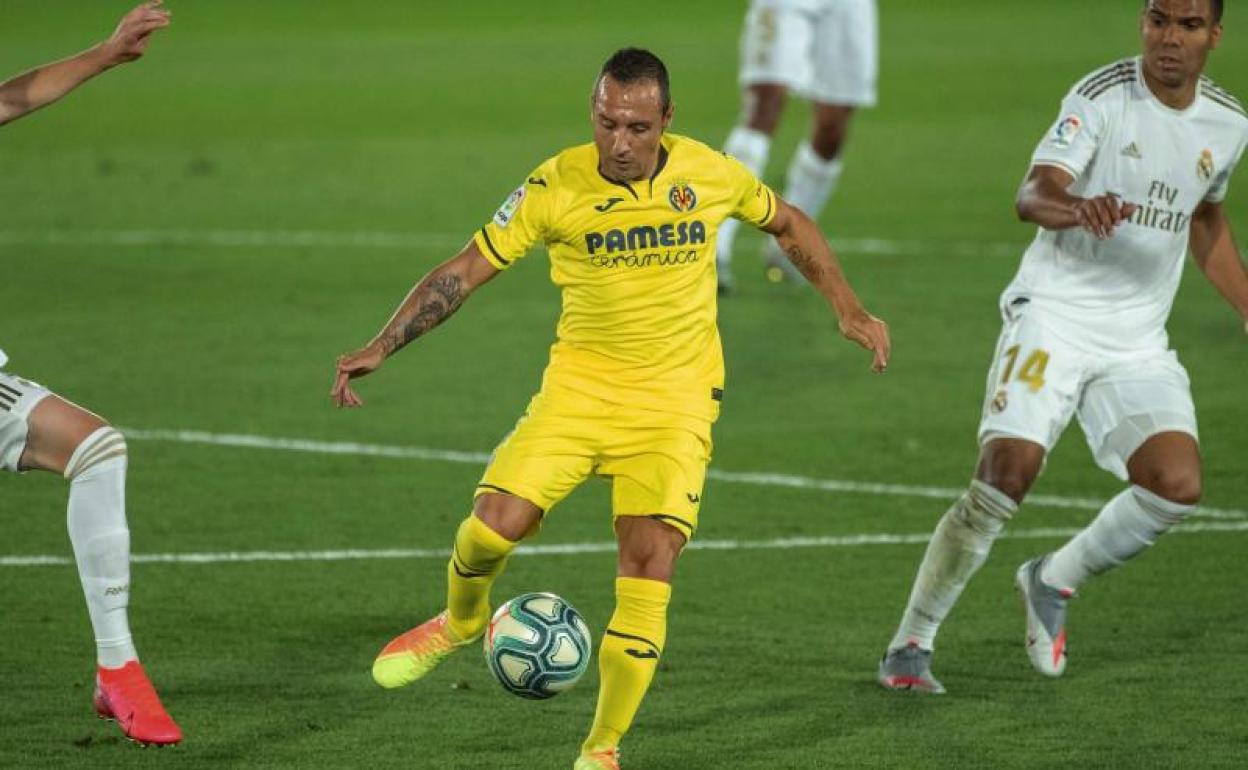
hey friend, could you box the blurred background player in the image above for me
[0,1,181,745]
[716,0,879,293]
[332,49,889,770]
[878,0,1247,693]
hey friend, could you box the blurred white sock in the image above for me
[66,428,138,669]
[1042,485,1192,593]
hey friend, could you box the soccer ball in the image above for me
[484,592,592,699]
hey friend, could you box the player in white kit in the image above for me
[716,0,878,293]
[0,2,182,744]
[878,0,1247,692]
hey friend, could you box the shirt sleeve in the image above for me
[1205,135,1245,203]
[473,163,555,270]
[723,153,778,228]
[1030,91,1108,181]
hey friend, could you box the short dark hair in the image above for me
[597,48,671,113]
[1144,0,1223,22]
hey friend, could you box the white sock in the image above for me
[66,427,138,669]
[717,126,772,271]
[889,480,1017,651]
[780,140,844,220]
[1041,485,1192,593]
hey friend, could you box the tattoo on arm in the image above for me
[785,244,827,283]
[378,274,466,355]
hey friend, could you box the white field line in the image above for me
[0,228,1025,259]
[117,428,1248,522]
[5,521,1248,568]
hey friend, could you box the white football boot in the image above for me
[1015,556,1072,677]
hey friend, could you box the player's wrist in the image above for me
[86,41,122,71]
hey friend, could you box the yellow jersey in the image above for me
[472,132,777,421]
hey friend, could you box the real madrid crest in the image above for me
[990,390,1009,414]
[668,182,697,212]
[1197,149,1214,182]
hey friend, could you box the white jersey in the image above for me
[0,348,6,369]
[1004,57,1248,353]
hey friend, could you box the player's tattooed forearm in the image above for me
[785,245,826,282]
[380,274,466,355]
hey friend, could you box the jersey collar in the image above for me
[597,139,671,200]
[1135,55,1201,118]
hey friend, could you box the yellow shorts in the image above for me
[476,384,714,541]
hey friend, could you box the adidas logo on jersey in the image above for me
[1121,142,1143,159]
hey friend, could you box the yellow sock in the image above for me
[582,577,672,754]
[445,515,516,640]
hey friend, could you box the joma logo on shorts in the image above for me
[584,221,707,255]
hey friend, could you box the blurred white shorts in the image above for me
[739,0,878,106]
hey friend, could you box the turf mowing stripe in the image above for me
[4,521,1247,568]
[117,427,1248,521]
[0,228,1025,259]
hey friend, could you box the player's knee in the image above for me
[472,494,542,542]
[743,84,787,134]
[616,518,685,582]
[975,467,1034,505]
[810,105,853,159]
[810,123,847,160]
[954,479,1017,536]
[975,441,1043,504]
[64,425,127,480]
[1135,467,1202,506]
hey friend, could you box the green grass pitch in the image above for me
[2,1,1246,767]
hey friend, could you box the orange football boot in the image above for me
[94,661,182,746]
[372,611,478,689]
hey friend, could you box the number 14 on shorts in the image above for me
[1001,344,1050,392]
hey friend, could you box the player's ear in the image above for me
[1209,19,1222,50]
[662,102,675,129]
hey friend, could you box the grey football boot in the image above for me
[878,642,946,694]
[1015,556,1072,677]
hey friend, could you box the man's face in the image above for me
[591,74,672,182]
[1140,0,1221,89]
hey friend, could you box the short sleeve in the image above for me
[1030,92,1107,181]
[473,164,555,270]
[1205,138,1245,203]
[723,153,778,228]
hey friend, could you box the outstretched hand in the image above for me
[330,344,386,408]
[101,1,171,66]
[839,308,891,373]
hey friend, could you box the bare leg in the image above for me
[19,394,107,474]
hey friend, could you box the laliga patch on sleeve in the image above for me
[1050,115,1083,149]
[493,186,527,228]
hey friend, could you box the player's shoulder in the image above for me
[666,132,748,176]
[1198,74,1248,126]
[1068,57,1138,102]
[533,142,600,191]
[670,133,730,163]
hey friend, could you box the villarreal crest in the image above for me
[668,182,697,212]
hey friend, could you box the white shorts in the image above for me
[976,302,1198,481]
[739,0,879,107]
[0,370,52,472]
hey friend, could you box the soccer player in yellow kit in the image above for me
[331,48,890,770]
